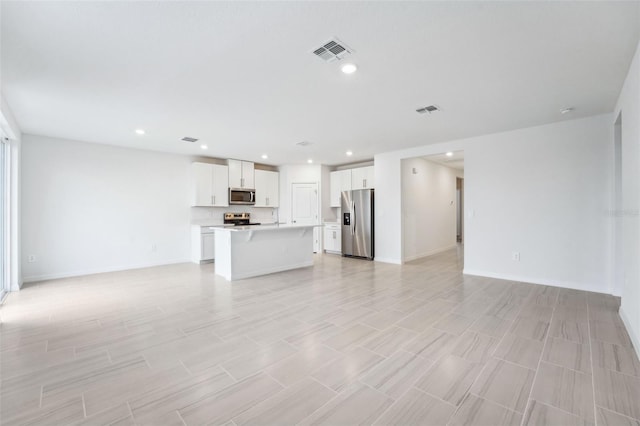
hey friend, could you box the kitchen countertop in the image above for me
[213,223,319,232]
[191,221,277,228]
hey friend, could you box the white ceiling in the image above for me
[424,151,464,171]
[2,1,639,166]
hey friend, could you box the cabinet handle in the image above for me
[363,179,366,188]
[333,231,336,239]
[211,195,214,205]
[266,197,269,206]
[213,195,216,204]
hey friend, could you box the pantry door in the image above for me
[291,182,319,252]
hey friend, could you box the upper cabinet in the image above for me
[228,159,255,189]
[351,166,374,190]
[330,169,353,207]
[254,170,279,207]
[190,162,229,207]
[329,166,373,207]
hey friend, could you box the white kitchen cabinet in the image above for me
[324,224,342,254]
[191,226,216,263]
[190,162,229,207]
[329,169,352,207]
[228,159,255,189]
[202,233,215,260]
[351,166,374,190]
[254,170,279,207]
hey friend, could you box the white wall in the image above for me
[21,135,192,282]
[614,41,640,357]
[376,114,613,295]
[402,158,459,261]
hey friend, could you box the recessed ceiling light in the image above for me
[135,129,145,135]
[560,107,574,114]
[446,152,453,157]
[261,154,268,159]
[341,63,357,74]
[200,145,208,150]
[307,159,313,164]
[346,150,353,156]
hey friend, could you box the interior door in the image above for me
[291,183,319,252]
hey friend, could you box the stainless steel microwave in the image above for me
[229,188,256,205]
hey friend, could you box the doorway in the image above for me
[401,151,464,263]
[291,182,320,252]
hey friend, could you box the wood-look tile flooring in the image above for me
[2,249,639,425]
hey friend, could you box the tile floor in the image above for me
[1,248,639,425]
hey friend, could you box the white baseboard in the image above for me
[619,306,640,361]
[403,244,458,263]
[22,258,191,283]
[374,257,402,265]
[462,268,609,294]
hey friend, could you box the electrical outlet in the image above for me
[27,255,36,263]
[151,244,157,253]
[512,252,520,262]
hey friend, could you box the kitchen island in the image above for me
[214,224,318,281]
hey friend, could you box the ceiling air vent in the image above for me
[313,38,353,63]
[416,105,441,114]
[296,141,313,147]
[182,137,198,143]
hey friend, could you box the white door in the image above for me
[292,183,319,252]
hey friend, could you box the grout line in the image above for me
[125,401,138,426]
[519,288,560,426]
[596,405,640,424]
[530,400,594,423]
[262,370,289,389]
[218,364,239,382]
[81,394,87,418]
[467,390,525,414]
[176,410,188,426]
[412,385,457,407]
[179,360,193,376]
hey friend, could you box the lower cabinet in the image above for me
[191,226,216,263]
[324,224,342,254]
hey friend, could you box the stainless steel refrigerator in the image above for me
[341,189,374,260]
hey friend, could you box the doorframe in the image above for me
[0,135,10,301]
[612,112,623,296]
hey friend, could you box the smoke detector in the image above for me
[181,137,198,143]
[416,105,441,114]
[313,38,353,63]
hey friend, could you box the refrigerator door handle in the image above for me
[352,201,356,235]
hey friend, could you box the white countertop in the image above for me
[191,221,277,228]
[214,223,320,232]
